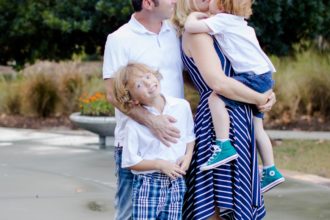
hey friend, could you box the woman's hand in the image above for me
[258,91,276,112]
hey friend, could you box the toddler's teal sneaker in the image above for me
[200,140,238,171]
[261,166,285,193]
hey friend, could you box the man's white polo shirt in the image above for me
[121,96,195,174]
[102,14,183,147]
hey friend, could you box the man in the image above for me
[102,0,183,219]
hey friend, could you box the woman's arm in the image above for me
[183,33,270,106]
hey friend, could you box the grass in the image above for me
[272,139,330,178]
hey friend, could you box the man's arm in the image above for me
[104,79,180,146]
[185,12,211,33]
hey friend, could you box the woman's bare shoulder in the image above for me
[182,32,213,57]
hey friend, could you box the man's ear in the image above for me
[142,0,155,10]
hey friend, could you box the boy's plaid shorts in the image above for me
[132,172,186,220]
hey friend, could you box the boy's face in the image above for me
[127,71,161,105]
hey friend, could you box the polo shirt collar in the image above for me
[143,95,177,115]
[128,14,171,35]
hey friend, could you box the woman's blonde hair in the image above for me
[171,0,191,36]
[218,0,252,19]
[112,63,162,112]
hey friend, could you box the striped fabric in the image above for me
[132,173,186,220]
[181,39,266,220]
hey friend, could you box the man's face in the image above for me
[153,0,177,20]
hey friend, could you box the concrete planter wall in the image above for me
[69,112,116,149]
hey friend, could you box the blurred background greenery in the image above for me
[0,0,329,124]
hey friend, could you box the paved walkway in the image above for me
[0,127,329,220]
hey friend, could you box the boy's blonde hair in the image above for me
[113,63,162,112]
[218,0,252,19]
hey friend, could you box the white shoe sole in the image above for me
[200,154,239,171]
[261,177,285,194]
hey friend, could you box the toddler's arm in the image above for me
[185,12,211,33]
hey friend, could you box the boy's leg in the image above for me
[132,174,159,220]
[159,177,186,220]
[253,117,285,193]
[200,92,238,171]
[114,146,134,220]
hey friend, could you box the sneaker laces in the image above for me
[208,145,222,162]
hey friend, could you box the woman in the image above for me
[172,0,275,219]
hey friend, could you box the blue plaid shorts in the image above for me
[132,172,186,220]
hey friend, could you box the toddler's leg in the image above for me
[208,91,230,140]
[254,117,285,193]
[253,117,274,167]
[200,92,238,171]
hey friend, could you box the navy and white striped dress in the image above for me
[182,39,266,220]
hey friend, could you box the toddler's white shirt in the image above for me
[204,13,276,75]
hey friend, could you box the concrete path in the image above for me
[267,130,330,140]
[0,127,329,220]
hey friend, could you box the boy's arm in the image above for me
[185,12,211,33]
[129,159,186,179]
[177,141,195,171]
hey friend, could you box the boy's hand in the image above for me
[177,153,193,172]
[158,160,186,180]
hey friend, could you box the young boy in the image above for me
[184,0,284,193]
[112,63,195,219]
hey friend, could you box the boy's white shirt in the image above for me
[203,13,276,75]
[121,96,196,174]
[102,14,183,148]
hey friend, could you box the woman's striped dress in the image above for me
[182,39,266,220]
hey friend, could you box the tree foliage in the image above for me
[0,0,329,68]
[0,0,131,68]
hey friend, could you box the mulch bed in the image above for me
[0,114,329,131]
[0,114,76,130]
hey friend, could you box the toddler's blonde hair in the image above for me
[218,0,252,19]
[113,63,162,112]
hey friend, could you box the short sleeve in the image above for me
[203,15,227,35]
[102,33,128,79]
[121,122,143,168]
[184,101,196,143]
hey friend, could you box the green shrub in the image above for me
[23,73,60,117]
[268,50,330,121]
[59,72,84,114]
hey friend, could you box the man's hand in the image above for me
[258,91,276,112]
[148,115,181,147]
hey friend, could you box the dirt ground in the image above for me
[0,113,329,131]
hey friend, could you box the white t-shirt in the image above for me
[102,14,184,147]
[204,13,276,75]
[121,96,195,174]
